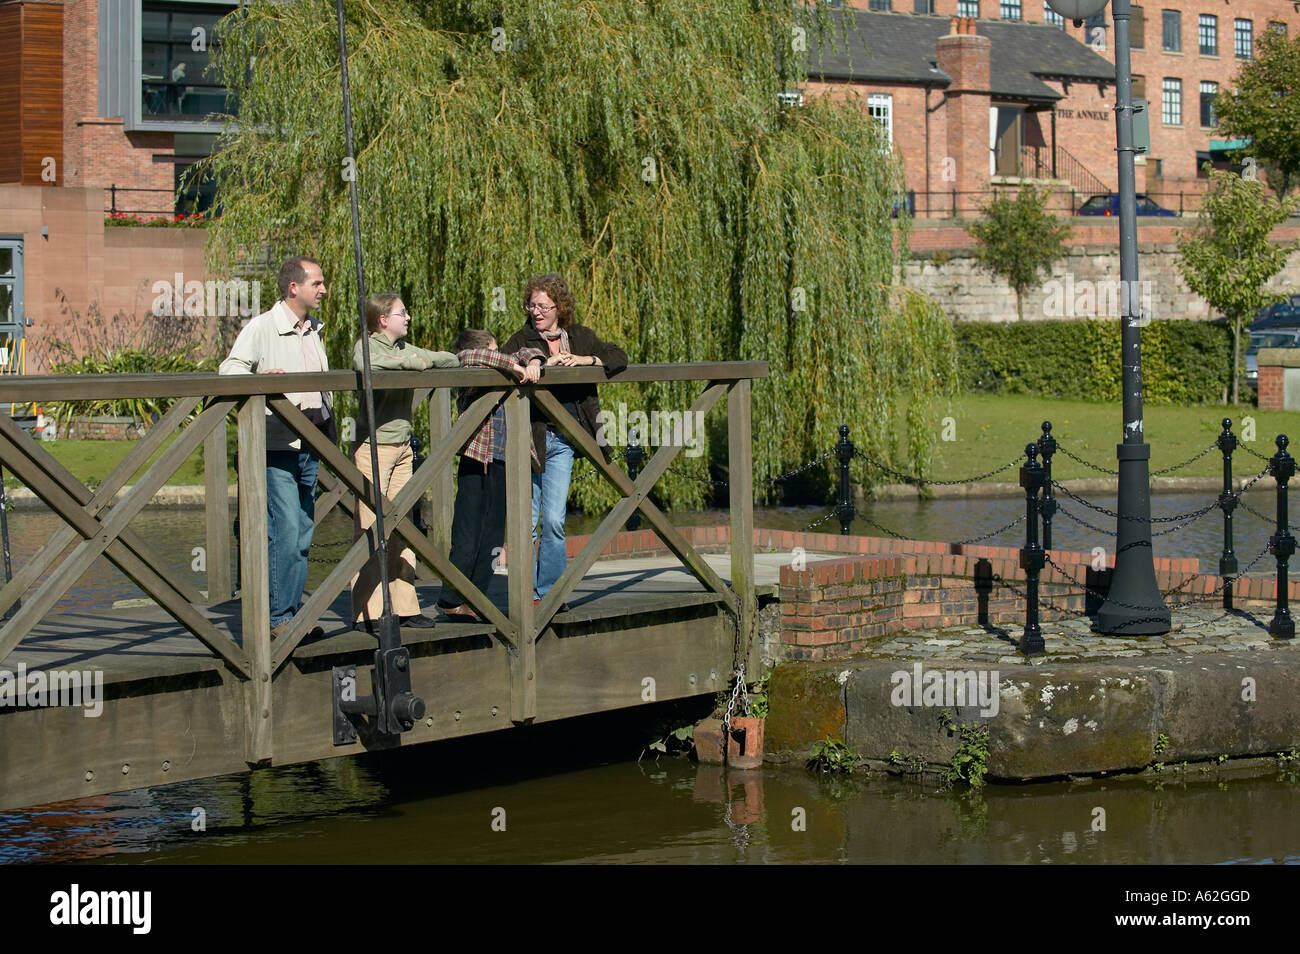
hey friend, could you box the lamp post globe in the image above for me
[1043,0,1109,20]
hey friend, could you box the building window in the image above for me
[868,0,892,10]
[1044,4,1064,29]
[1235,19,1253,59]
[914,0,935,12]
[1269,22,1287,37]
[1198,15,1217,55]
[1199,81,1218,127]
[1131,6,1146,49]
[957,0,979,18]
[1162,10,1181,51]
[141,2,232,120]
[1000,0,1021,20]
[867,94,893,143]
[1132,74,1146,101]
[1162,77,1181,125]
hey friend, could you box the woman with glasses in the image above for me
[505,273,628,611]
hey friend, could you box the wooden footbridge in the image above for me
[0,362,767,811]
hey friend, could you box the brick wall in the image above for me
[1257,364,1283,410]
[557,524,1295,663]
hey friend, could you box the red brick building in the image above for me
[812,1,1300,215]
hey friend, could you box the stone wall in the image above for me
[902,229,1300,324]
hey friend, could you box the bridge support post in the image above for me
[428,387,453,559]
[729,380,758,674]
[205,411,231,604]
[505,389,536,722]
[238,396,273,764]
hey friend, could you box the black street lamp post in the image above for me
[1045,0,1170,634]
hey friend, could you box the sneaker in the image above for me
[399,614,439,629]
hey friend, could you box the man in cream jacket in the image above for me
[219,256,332,636]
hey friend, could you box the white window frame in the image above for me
[1162,77,1182,125]
[867,94,893,144]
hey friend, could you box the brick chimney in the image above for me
[936,19,992,200]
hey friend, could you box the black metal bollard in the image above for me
[1216,418,1238,610]
[1038,421,1057,551]
[625,427,647,532]
[1268,434,1295,639]
[834,424,856,535]
[1019,443,1046,656]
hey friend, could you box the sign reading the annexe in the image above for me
[1057,108,1111,120]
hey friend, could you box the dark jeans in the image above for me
[438,457,506,609]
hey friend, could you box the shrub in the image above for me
[955,318,1240,404]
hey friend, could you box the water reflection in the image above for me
[3,751,1297,865]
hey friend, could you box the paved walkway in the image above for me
[864,606,1300,666]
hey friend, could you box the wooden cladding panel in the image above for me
[0,2,64,186]
[0,6,21,183]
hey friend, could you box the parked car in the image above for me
[1074,194,1177,216]
[1249,294,1300,331]
[1245,327,1300,389]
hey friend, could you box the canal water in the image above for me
[2,491,1297,864]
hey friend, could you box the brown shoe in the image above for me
[442,604,484,622]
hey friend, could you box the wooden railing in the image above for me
[0,362,767,744]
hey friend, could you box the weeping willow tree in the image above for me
[202,0,958,511]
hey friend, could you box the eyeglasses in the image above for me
[386,311,410,320]
[525,302,556,314]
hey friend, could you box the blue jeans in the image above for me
[531,429,574,599]
[266,450,319,627]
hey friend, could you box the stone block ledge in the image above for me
[765,649,1300,781]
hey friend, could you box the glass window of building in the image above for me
[868,0,892,10]
[957,0,979,18]
[1130,6,1146,48]
[141,2,233,120]
[1199,81,1218,127]
[1162,10,1181,52]
[1269,22,1287,37]
[867,94,893,142]
[1162,77,1181,125]
[1235,19,1253,58]
[1198,15,1217,55]
[1044,4,1064,28]
[1000,0,1021,20]
[914,0,935,12]
[1132,74,1146,101]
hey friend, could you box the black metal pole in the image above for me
[335,0,396,646]
[1038,421,1057,552]
[1093,0,1170,636]
[1216,418,1238,610]
[1019,443,1045,656]
[334,0,422,735]
[835,424,855,535]
[1268,434,1295,639]
[0,463,16,621]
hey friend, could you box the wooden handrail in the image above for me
[0,362,769,402]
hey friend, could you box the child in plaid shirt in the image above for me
[436,329,544,620]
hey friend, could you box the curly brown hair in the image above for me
[523,273,575,330]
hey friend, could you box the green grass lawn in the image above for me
[3,429,238,490]
[2,394,1290,490]
[920,395,1290,483]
